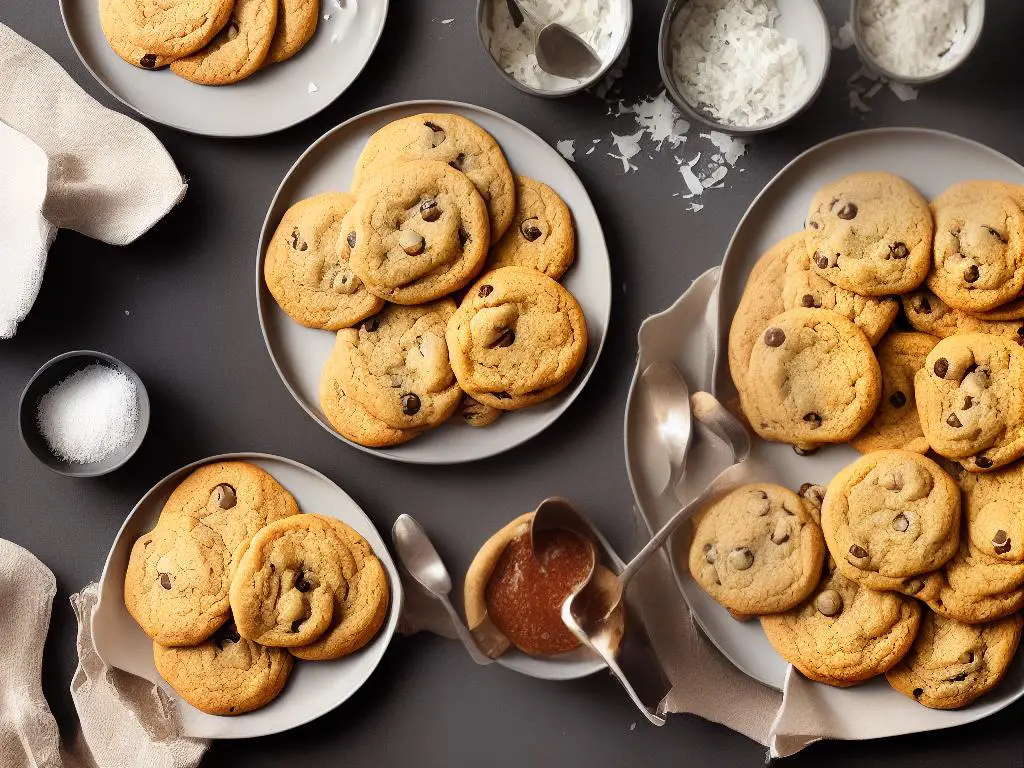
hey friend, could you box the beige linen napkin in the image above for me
[0,23,186,339]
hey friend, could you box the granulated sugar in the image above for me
[859,0,971,77]
[669,0,808,127]
[37,364,139,464]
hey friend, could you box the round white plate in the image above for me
[59,0,388,137]
[92,452,403,739]
[625,129,1024,733]
[257,100,612,464]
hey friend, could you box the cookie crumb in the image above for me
[308,82,319,94]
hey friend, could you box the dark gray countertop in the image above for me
[2,0,1023,765]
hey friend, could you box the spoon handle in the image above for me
[439,596,495,666]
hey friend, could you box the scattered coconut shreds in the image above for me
[441,17,454,24]
[308,82,318,94]
[556,139,576,163]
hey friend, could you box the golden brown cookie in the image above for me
[489,176,575,280]
[452,392,502,427]
[153,620,293,715]
[100,0,178,68]
[886,612,1023,709]
[170,0,277,85]
[926,529,1024,624]
[266,0,317,63]
[903,289,1024,339]
[115,0,234,59]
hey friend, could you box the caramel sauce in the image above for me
[485,528,591,656]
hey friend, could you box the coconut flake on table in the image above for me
[556,139,576,162]
[859,0,972,78]
[669,0,808,128]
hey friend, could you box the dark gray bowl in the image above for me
[19,350,150,477]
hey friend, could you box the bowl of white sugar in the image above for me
[851,0,984,85]
[19,351,150,477]
[659,0,831,135]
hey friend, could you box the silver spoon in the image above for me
[641,360,693,501]
[392,514,494,666]
[506,0,602,79]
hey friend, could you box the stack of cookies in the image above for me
[100,0,316,85]
[264,113,590,448]
[689,450,1024,709]
[124,461,389,715]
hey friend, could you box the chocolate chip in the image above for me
[849,544,869,559]
[295,572,312,593]
[890,242,909,259]
[836,202,857,220]
[798,483,826,509]
[362,317,379,332]
[770,519,790,544]
[159,573,172,590]
[423,121,446,147]
[764,327,785,347]
[793,445,817,456]
[420,199,441,222]
[889,390,907,408]
[728,547,754,570]
[401,393,421,415]
[212,483,236,509]
[478,284,493,297]
[448,152,466,170]
[140,53,158,68]
[808,220,820,230]
[814,251,829,269]
[913,688,923,698]
[346,231,357,249]
[399,230,425,256]
[933,358,949,378]
[917,296,932,314]
[963,264,980,283]
[800,294,815,308]
[290,227,308,251]
[521,219,542,241]
[959,651,975,664]
[993,530,1011,554]
[976,456,993,468]
[803,412,822,429]
[703,543,716,564]
[946,413,963,428]
[815,589,843,617]
[892,513,910,532]
[985,226,1008,244]
[491,328,515,348]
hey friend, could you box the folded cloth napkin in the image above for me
[0,23,186,339]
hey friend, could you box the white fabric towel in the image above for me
[0,23,186,339]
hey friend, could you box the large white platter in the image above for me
[91,452,403,739]
[257,100,611,464]
[60,0,388,137]
[625,129,1024,737]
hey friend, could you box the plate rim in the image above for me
[623,127,1024,729]
[92,450,404,739]
[255,98,612,465]
[57,0,390,138]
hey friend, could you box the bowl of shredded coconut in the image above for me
[20,350,150,477]
[659,0,830,134]
[477,0,631,96]
[852,0,984,84]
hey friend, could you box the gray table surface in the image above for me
[3,0,1024,765]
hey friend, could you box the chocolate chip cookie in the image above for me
[903,289,1024,340]
[886,612,1023,709]
[332,301,462,430]
[927,181,1024,313]
[100,0,177,68]
[915,333,1024,472]
[805,172,933,296]
[352,113,516,240]
[821,451,960,598]
[760,560,921,686]
[851,332,938,455]
[489,176,575,280]
[114,0,234,59]
[446,266,589,411]
[153,620,293,715]
[347,160,490,304]
[170,0,277,84]
[738,308,881,449]
[265,193,385,330]
[959,464,1024,563]
[453,392,502,427]
[688,484,825,615]
[266,0,317,63]
[926,528,1024,624]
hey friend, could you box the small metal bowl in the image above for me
[658,0,831,136]
[19,350,150,477]
[850,0,985,85]
[476,0,632,98]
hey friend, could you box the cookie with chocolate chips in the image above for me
[446,266,588,411]
[821,450,960,598]
[352,113,516,240]
[852,332,938,455]
[153,619,293,715]
[264,193,384,331]
[489,176,575,280]
[902,289,1024,339]
[886,612,1023,709]
[347,160,490,304]
[738,308,881,449]
[926,181,1024,314]
[688,483,825,615]
[805,172,933,296]
[958,463,1024,563]
[914,333,1024,472]
[452,392,502,427]
[170,0,277,84]
[100,0,178,68]
[760,560,921,686]
[112,0,234,59]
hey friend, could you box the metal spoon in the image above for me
[506,0,602,79]
[641,360,693,501]
[391,514,494,666]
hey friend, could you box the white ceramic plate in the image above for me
[256,100,612,464]
[92,452,403,739]
[624,129,1024,735]
[59,0,388,137]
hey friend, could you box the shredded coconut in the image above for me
[859,0,971,77]
[556,139,576,162]
[37,364,139,465]
[485,0,625,92]
[669,0,808,127]
[308,82,319,94]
